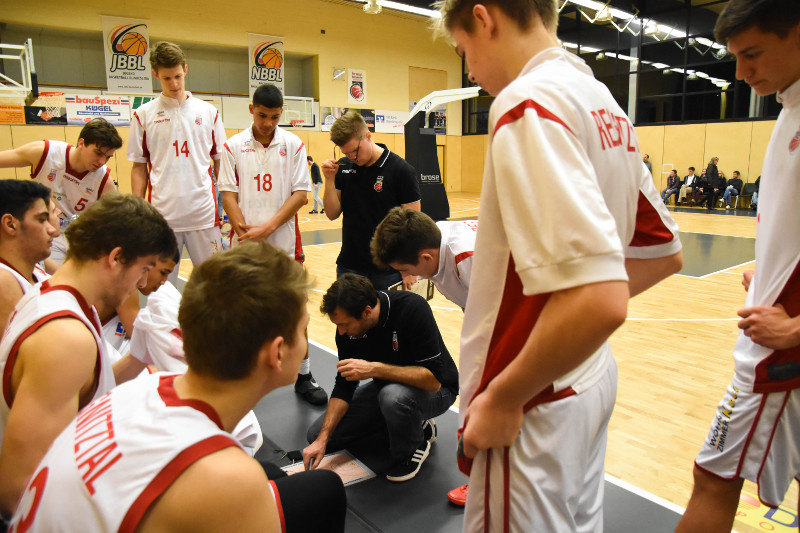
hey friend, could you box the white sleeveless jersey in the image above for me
[101,314,130,358]
[430,220,477,310]
[0,258,48,293]
[218,125,310,255]
[9,373,242,532]
[31,140,112,220]
[128,93,226,232]
[0,281,115,448]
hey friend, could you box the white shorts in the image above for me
[464,359,617,533]
[169,227,223,284]
[695,382,800,507]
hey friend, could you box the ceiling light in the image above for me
[644,21,658,36]
[363,0,381,14]
[596,52,606,60]
[687,73,698,80]
[712,46,728,60]
[595,5,612,22]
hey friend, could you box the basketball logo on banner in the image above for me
[251,42,284,83]
[107,24,148,72]
[347,69,367,105]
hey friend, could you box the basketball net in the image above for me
[38,91,65,121]
[290,119,304,127]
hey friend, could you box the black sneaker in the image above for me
[309,210,318,214]
[295,373,328,405]
[422,419,437,444]
[320,208,325,214]
[386,440,430,482]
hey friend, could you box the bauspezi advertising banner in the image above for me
[101,16,152,94]
[65,95,131,126]
[248,33,285,98]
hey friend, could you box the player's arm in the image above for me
[625,251,683,298]
[303,397,349,470]
[222,192,247,238]
[401,200,421,212]
[116,290,140,337]
[0,141,45,170]
[461,280,628,457]
[0,319,97,515]
[240,190,307,243]
[337,358,440,391]
[137,447,281,533]
[99,173,117,197]
[0,274,24,331]
[737,303,800,350]
[131,163,149,198]
[112,353,149,385]
[321,159,342,220]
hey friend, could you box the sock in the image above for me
[299,358,310,376]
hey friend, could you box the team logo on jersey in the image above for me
[106,24,148,72]
[85,186,95,194]
[392,331,399,351]
[156,110,165,117]
[47,170,57,182]
[251,41,284,83]
[115,322,126,337]
[374,176,384,192]
[789,127,800,152]
[280,143,287,157]
[195,115,203,126]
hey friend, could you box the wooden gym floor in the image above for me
[179,191,797,532]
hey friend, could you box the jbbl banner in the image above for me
[248,33,285,98]
[101,16,153,94]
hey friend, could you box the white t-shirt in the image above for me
[218,125,310,255]
[31,139,112,221]
[733,78,800,393]
[10,373,243,532]
[0,281,115,448]
[128,93,226,232]
[459,47,682,420]
[430,220,477,310]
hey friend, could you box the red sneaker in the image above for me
[447,483,469,506]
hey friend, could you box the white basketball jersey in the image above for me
[9,373,242,532]
[431,220,477,310]
[218,125,310,255]
[101,314,131,357]
[31,140,112,220]
[128,93,226,232]
[0,281,115,448]
[0,258,48,293]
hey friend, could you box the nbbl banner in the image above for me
[248,33,285,97]
[101,16,152,94]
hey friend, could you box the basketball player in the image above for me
[0,194,177,519]
[434,2,683,530]
[0,181,59,329]
[9,243,346,533]
[676,2,800,531]
[129,41,226,285]
[0,118,121,265]
[321,110,421,290]
[219,83,327,406]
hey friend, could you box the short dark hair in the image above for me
[150,41,186,70]
[733,170,740,176]
[253,84,283,109]
[435,0,558,34]
[330,111,367,147]
[65,194,177,265]
[371,207,441,269]
[180,242,309,380]
[79,118,122,150]
[321,274,378,319]
[0,180,51,220]
[688,166,695,171]
[715,0,800,43]
[307,156,313,162]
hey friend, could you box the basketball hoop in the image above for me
[37,91,65,121]
[290,119,304,128]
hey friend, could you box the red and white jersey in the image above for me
[128,93,226,232]
[101,314,130,358]
[31,140,112,219]
[130,281,184,371]
[0,258,48,294]
[9,373,243,532]
[459,47,681,424]
[0,281,115,447]
[430,220,477,310]
[218,125,310,255]
[734,78,800,393]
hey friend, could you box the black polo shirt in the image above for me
[331,290,459,403]
[335,144,421,274]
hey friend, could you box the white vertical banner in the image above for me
[248,34,285,98]
[101,16,152,94]
[348,69,367,105]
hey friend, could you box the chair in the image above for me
[734,182,757,209]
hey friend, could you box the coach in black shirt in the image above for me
[303,274,458,482]
[321,111,421,290]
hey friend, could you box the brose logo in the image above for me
[107,24,148,72]
[251,41,284,82]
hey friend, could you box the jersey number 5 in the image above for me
[74,198,88,212]
[253,173,272,192]
[173,140,190,157]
